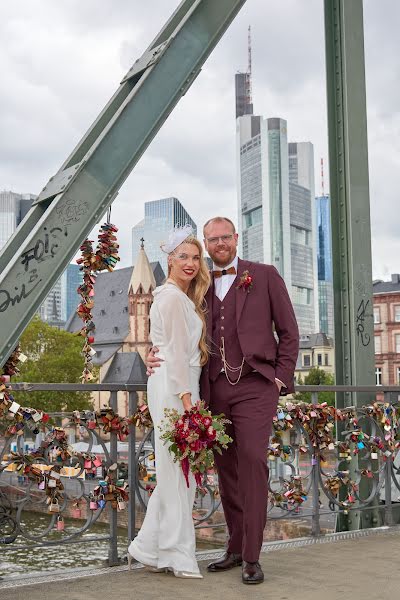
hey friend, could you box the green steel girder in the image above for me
[324,0,375,407]
[0,0,247,366]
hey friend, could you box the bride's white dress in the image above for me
[128,281,202,573]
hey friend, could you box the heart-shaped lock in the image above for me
[98,495,106,509]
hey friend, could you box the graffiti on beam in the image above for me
[0,226,68,313]
[0,276,43,313]
[20,226,68,272]
[356,299,371,347]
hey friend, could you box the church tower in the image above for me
[127,239,157,361]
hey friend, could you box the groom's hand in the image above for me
[275,378,284,394]
[146,346,163,376]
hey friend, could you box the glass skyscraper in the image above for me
[66,264,83,322]
[235,72,253,119]
[316,195,334,337]
[237,115,291,284]
[39,263,83,326]
[0,191,34,251]
[236,108,319,334]
[288,142,319,334]
[132,197,197,274]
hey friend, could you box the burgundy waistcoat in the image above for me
[208,283,253,382]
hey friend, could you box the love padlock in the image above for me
[56,515,65,531]
[117,496,126,511]
[98,494,106,509]
[89,496,98,510]
[49,498,60,513]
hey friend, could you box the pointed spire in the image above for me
[129,241,156,295]
[247,25,252,106]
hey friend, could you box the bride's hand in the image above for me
[146,346,163,376]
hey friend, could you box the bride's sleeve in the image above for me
[159,291,191,396]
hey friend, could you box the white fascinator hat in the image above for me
[160,224,194,254]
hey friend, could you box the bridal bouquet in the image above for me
[160,401,232,487]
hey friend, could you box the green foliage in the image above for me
[295,367,335,407]
[11,316,95,413]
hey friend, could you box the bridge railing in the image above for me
[1,383,399,569]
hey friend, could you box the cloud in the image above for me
[0,0,398,281]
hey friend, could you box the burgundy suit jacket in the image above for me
[200,258,299,405]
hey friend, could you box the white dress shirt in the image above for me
[213,256,239,301]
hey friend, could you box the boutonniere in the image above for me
[236,270,253,292]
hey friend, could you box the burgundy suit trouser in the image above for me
[210,371,279,563]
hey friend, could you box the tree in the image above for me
[10,316,95,413]
[295,367,335,406]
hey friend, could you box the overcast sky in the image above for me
[1,1,399,279]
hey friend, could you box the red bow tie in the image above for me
[213,266,236,278]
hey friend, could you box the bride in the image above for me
[128,225,210,578]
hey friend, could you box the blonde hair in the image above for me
[168,236,210,366]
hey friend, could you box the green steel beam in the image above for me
[325,0,375,532]
[324,0,375,407]
[0,0,247,366]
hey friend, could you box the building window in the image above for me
[396,367,400,384]
[396,334,400,354]
[303,354,311,367]
[324,353,329,366]
[373,306,380,324]
[395,306,400,322]
[374,336,381,354]
[375,367,382,386]
[317,354,322,366]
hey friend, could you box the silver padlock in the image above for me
[117,496,126,511]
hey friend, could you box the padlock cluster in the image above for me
[89,465,129,511]
[1,344,26,377]
[76,223,119,383]
[1,346,51,435]
[1,385,50,438]
[323,471,359,513]
[131,401,153,430]
[71,407,130,441]
[270,475,308,510]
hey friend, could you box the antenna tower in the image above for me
[246,25,252,106]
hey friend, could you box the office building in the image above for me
[373,275,400,399]
[236,115,291,283]
[0,190,34,250]
[132,197,197,274]
[288,142,319,334]
[316,194,334,337]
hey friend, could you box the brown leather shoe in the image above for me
[207,552,243,572]
[242,561,264,584]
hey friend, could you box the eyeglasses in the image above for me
[205,234,235,245]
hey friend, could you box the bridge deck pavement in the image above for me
[1,528,400,600]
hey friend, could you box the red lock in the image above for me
[56,516,65,531]
[72,507,82,518]
[87,336,95,344]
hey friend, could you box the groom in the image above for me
[149,216,299,584]
[200,216,298,584]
